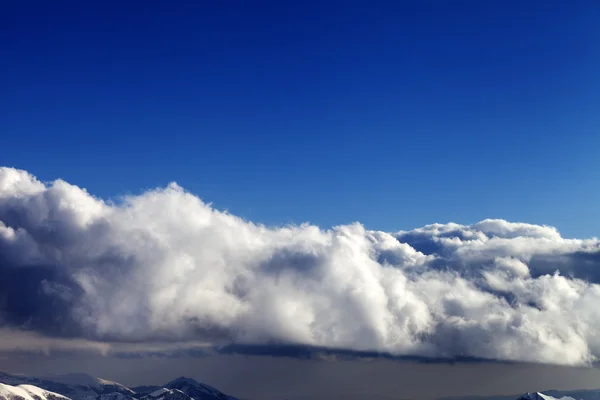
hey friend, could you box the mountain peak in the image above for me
[165,378,200,387]
[0,371,238,400]
[517,393,558,400]
[164,377,230,400]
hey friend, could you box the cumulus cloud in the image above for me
[1,167,600,365]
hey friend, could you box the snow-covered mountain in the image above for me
[140,388,192,400]
[163,377,236,400]
[0,383,70,400]
[0,373,237,400]
[516,393,574,400]
[541,390,600,400]
[441,389,600,400]
[6,371,600,400]
[128,389,159,398]
[95,393,135,400]
[0,372,134,400]
[38,374,133,396]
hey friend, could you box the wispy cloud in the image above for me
[1,167,600,365]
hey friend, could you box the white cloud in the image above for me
[1,167,600,366]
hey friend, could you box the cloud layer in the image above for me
[1,167,600,365]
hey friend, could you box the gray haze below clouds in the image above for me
[2,353,600,400]
[2,167,600,366]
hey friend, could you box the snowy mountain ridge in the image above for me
[0,371,133,400]
[516,393,575,400]
[38,374,132,393]
[0,372,237,400]
[163,377,235,400]
[442,388,600,400]
[141,388,191,400]
[0,383,70,400]
[3,370,600,400]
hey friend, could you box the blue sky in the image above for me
[1,0,599,238]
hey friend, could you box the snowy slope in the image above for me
[0,373,238,400]
[0,372,133,400]
[95,393,135,400]
[140,388,192,400]
[38,374,134,396]
[0,383,70,400]
[517,393,576,400]
[39,374,132,393]
[518,394,557,400]
[164,377,237,400]
[541,390,600,400]
[128,388,159,397]
[440,389,600,400]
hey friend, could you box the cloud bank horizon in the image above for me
[1,167,599,366]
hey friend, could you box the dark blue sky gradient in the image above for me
[2,0,599,236]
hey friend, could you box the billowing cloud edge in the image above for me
[1,167,600,366]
